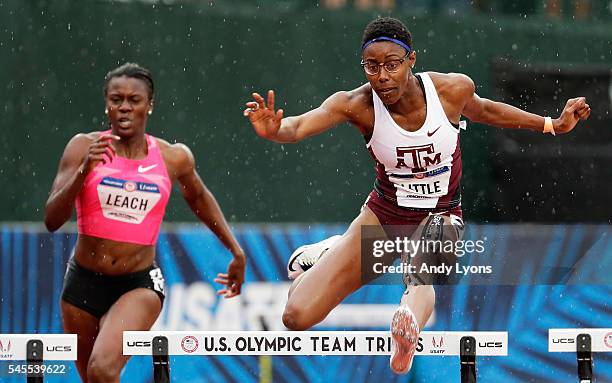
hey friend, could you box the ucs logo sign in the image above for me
[552,338,575,344]
[478,342,503,348]
[46,345,72,352]
[127,341,152,347]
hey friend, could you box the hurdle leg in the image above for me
[576,333,593,383]
[26,339,43,383]
[152,336,170,383]
[460,336,477,383]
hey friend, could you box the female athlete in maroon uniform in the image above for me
[244,17,590,374]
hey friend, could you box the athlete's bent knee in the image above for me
[87,355,120,383]
[282,304,315,330]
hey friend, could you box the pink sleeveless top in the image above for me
[76,131,172,245]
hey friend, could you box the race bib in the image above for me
[389,165,451,208]
[96,177,161,224]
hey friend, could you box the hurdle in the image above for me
[549,328,612,383]
[124,330,507,382]
[0,334,76,382]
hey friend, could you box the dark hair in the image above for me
[103,62,154,100]
[361,17,412,51]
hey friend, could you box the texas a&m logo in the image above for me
[396,144,441,172]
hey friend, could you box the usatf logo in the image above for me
[605,332,612,349]
[0,340,10,352]
[124,181,137,192]
[395,144,441,172]
[430,336,445,354]
[181,336,199,353]
[0,339,14,359]
[432,336,444,348]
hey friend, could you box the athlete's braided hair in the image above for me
[361,17,412,52]
[103,62,154,100]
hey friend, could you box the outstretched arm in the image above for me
[457,75,591,134]
[170,143,246,297]
[243,89,357,143]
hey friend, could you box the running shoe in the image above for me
[390,305,420,374]
[286,235,341,280]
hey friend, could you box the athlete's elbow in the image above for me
[43,206,64,232]
[44,216,60,232]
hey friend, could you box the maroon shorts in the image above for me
[364,189,463,228]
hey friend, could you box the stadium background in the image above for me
[1,0,611,381]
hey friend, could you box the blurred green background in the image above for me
[1,0,611,223]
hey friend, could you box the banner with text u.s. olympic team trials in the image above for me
[123,331,507,356]
[0,223,611,382]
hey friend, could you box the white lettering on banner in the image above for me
[152,282,419,331]
[123,331,508,356]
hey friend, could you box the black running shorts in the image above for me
[61,257,165,319]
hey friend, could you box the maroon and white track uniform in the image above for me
[365,73,463,225]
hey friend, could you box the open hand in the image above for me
[214,256,245,298]
[243,90,284,139]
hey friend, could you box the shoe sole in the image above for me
[390,306,419,374]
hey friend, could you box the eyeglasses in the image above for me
[360,54,409,76]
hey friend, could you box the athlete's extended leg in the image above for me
[282,206,381,330]
[61,302,100,383]
[390,213,464,374]
[86,288,162,383]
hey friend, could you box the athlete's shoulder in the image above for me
[426,72,475,102]
[157,138,195,174]
[157,138,193,160]
[325,84,372,108]
[346,83,374,106]
[427,72,474,92]
[324,83,373,123]
[69,131,102,143]
[62,131,101,153]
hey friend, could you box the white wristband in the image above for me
[543,116,555,136]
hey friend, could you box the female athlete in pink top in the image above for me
[75,129,172,245]
[44,63,245,383]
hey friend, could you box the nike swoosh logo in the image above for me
[137,164,158,173]
[427,126,441,137]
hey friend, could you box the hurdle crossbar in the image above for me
[125,330,507,383]
[124,330,508,356]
